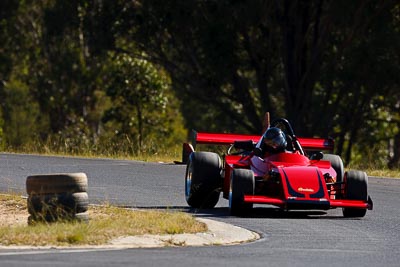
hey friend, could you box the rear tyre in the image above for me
[323,154,344,183]
[342,170,368,218]
[185,152,222,208]
[229,169,254,216]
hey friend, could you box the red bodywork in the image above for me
[187,131,372,211]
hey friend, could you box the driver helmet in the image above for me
[263,127,287,153]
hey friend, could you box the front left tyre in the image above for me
[185,152,222,209]
[342,170,368,218]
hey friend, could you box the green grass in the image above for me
[364,168,400,178]
[346,162,400,179]
[0,194,207,247]
[2,138,184,163]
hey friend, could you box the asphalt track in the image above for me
[0,153,399,266]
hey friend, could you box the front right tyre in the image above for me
[185,152,222,209]
[322,154,344,183]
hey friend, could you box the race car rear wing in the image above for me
[181,130,334,163]
[193,131,334,150]
[194,131,261,146]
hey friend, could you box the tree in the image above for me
[0,0,20,145]
[1,79,44,147]
[1,0,399,167]
[102,52,184,153]
[130,0,400,165]
[0,0,185,153]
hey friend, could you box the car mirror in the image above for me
[233,140,255,151]
[310,151,324,160]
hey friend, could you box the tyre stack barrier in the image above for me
[26,173,89,224]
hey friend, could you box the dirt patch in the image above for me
[0,196,106,227]
[0,195,29,227]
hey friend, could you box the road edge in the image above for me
[0,218,260,250]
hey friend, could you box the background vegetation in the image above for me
[0,0,399,168]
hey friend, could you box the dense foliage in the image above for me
[0,0,399,167]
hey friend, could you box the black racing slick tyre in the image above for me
[342,170,368,218]
[322,154,344,183]
[229,169,254,216]
[185,152,222,209]
[26,173,88,194]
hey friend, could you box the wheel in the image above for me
[28,192,89,215]
[323,154,344,183]
[342,170,368,218]
[229,168,254,216]
[26,173,88,194]
[185,152,222,208]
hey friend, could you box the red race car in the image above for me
[183,117,373,217]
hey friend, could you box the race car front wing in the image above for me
[243,195,373,211]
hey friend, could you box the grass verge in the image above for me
[0,194,207,247]
[3,141,184,164]
[362,168,400,179]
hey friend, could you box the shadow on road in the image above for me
[120,205,346,220]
